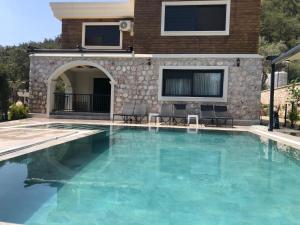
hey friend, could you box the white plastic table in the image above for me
[148,113,160,124]
[187,115,199,126]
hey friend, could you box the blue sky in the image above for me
[0,0,121,46]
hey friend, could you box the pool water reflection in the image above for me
[0,126,299,225]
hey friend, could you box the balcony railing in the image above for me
[53,93,110,113]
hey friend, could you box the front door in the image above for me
[93,78,111,113]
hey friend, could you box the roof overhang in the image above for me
[50,0,135,20]
[271,44,300,64]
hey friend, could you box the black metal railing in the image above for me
[53,93,110,113]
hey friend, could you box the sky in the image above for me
[0,0,122,46]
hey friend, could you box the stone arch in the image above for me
[47,60,116,84]
[47,60,115,119]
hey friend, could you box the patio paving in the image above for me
[0,128,76,153]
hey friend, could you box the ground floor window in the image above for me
[162,69,224,97]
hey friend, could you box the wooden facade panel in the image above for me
[60,0,260,54]
[61,19,133,50]
[133,0,261,54]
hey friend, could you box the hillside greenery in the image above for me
[0,38,60,104]
[260,0,300,85]
[0,67,10,120]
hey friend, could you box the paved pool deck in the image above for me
[0,117,300,163]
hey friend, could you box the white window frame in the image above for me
[82,22,123,49]
[158,66,229,102]
[161,0,231,36]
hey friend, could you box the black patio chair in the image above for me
[156,104,173,125]
[133,103,147,123]
[214,105,234,127]
[112,102,135,123]
[173,104,187,125]
[200,105,216,125]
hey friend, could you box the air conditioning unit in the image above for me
[119,20,132,32]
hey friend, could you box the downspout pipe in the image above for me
[268,63,276,131]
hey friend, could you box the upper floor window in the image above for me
[82,22,122,49]
[161,1,230,36]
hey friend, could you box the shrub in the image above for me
[261,104,269,116]
[9,101,29,120]
[288,103,299,128]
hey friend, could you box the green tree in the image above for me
[0,69,10,121]
[288,80,300,128]
[0,37,61,101]
[260,0,300,89]
[287,62,300,83]
[261,0,300,48]
[259,38,288,89]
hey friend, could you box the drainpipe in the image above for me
[268,63,276,131]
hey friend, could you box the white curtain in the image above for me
[165,78,191,96]
[193,73,221,96]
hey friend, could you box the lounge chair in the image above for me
[133,103,147,123]
[214,105,234,127]
[112,102,135,123]
[173,104,187,125]
[156,104,173,125]
[200,105,215,125]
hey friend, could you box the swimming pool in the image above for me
[0,126,300,225]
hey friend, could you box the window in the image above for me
[159,66,228,102]
[162,69,224,97]
[161,1,230,36]
[82,22,122,49]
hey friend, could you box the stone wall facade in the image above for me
[29,55,262,123]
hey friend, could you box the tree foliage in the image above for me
[261,0,300,48]
[0,68,10,119]
[259,38,288,58]
[260,0,300,87]
[288,80,300,127]
[0,37,60,100]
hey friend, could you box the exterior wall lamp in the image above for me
[237,58,240,67]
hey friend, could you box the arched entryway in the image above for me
[47,60,116,119]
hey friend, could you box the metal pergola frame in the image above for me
[267,44,300,131]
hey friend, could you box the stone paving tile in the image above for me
[0,128,76,153]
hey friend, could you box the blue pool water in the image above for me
[0,126,300,225]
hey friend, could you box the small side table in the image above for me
[148,113,160,124]
[187,115,199,126]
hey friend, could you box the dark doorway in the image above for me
[93,78,111,113]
